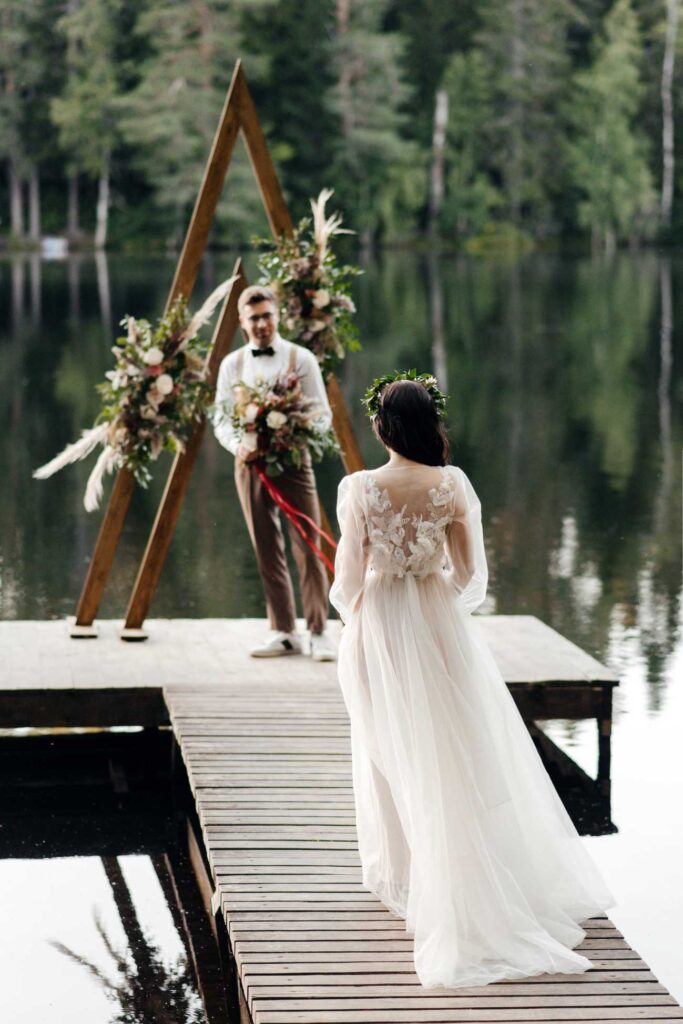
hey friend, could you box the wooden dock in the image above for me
[1,616,680,1023]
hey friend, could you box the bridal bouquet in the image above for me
[255,189,361,377]
[34,277,236,510]
[230,372,339,477]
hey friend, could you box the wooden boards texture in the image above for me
[165,683,679,1024]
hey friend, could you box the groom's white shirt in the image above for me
[212,332,333,456]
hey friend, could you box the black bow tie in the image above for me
[251,345,275,357]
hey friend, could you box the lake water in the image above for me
[0,730,229,1023]
[1,251,682,1002]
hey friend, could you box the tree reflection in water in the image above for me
[2,251,681,708]
[51,856,205,1024]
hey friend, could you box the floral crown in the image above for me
[362,368,447,420]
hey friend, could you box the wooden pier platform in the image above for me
[1,615,680,1023]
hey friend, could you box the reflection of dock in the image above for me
[2,616,680,1023]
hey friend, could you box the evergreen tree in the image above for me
[51,0,124,247]
[19,1,65,241]
[121,0,269,247]
[2,0,683,247]
[391,0,478,147]
[241,0,338,220]
[441,51,501,240]
[476,0,577,234]
[566,0,656,249]
[329,0,418,243]
[0,0,44,239]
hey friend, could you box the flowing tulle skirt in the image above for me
[337,570,614,988]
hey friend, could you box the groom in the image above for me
[213,285,336,661]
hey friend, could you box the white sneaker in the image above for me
[249,631,303,658]
[310,631,336,662]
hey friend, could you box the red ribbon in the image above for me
[254,464,337,574]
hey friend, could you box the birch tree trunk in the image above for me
[509,0,525,224]
[94,158,110,249]
[29,254,41,326]
[427,253,448,391]
[661,0,679,227]
[28,164,41,242]
[67,172,80,238]
[336,0,353,140]
[8,159,24,240]
[11,256,25,331]
[428,88,449,239]
[95,249,111,334]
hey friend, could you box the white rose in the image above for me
[241,431,259,452]
[337,294,356,313]
[266,410,287,429]
[144,346,164,365]
[156,373,174,396]
[310,319,326,333]
[105,370,127,389]
[312,289,330,308]
[244,403,260,423]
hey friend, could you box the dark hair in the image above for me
[373,379,450,466]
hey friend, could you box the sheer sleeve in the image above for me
[329,472,369,624]
[445,466,488,613]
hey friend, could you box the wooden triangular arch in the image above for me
[71,60,365,640]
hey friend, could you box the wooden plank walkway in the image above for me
[2,615,679,1022]
[165,679,681,1024]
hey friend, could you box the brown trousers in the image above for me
[234,454,329,635]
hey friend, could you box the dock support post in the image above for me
[597,685,613,796]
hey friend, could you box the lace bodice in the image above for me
[365,469,455,578]
[330,462,488,623]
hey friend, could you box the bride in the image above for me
[329,372,614,989]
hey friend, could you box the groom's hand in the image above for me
[237,445,260,463]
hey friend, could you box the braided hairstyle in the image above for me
[373,379,450,466]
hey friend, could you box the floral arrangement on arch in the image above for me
[255,188,362,377]
[34,278,236,510]
[230,372,340,477]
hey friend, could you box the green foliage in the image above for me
[328,0,419,241]
[566,0,656,247]
[97,298,213,486]
[465,222,535,255]
[0,0,676,248]
[0,0,47,166]
[441,51,501,240]
[255,195,362,378]
[362,367,448,420]
[229,372,340,477]
[241,0,337,215]
[475,0,578,234]
[51,0,122,177]
[393,0,478,146]
[119,0,269,244]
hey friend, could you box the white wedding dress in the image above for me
[329,463,614,989]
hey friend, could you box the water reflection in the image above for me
[0,731,230,1024]
[1,249,681,693]
[530,725,617,837]
[1,247,681,1000]
[50,857,204,1024]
